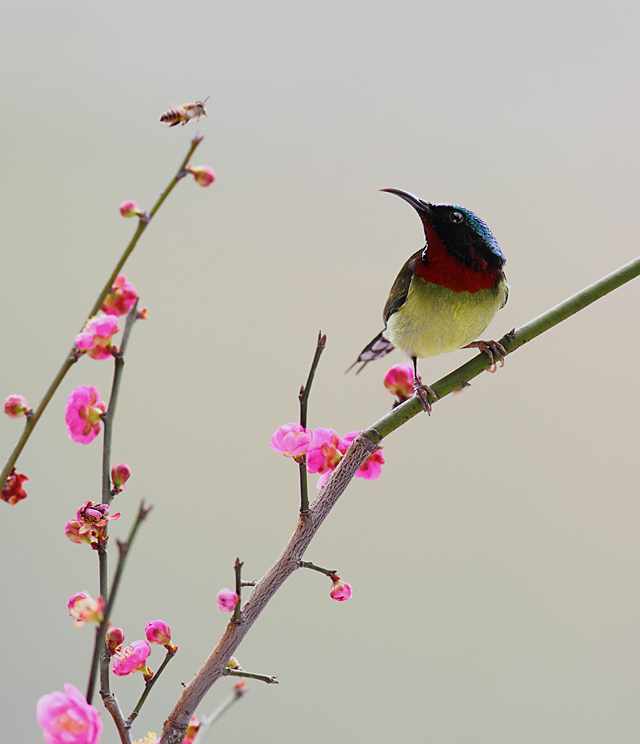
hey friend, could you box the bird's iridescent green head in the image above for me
[381,188,506,272]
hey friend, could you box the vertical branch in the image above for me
[86,502,152,704]
[232,558,243,625]
[297,332,326,512]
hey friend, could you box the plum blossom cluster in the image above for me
[37,683,102,744]
[65,500,121,546]
[271,424,384,488]
[111,619,177,677]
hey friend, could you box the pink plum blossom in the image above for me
[4,394,30,418]
[119,200,141,217]
[187,164,216,187]
[75,315,120,360]
[1,469,28,505]
[68,592,104,626]
[101,274,139,317]
[216,588,239,612]
[269,423,312,458]
[106,627,125,653]
[112,639,151,676]
[65,386,106,444]
[306,428,343,488]
[329,579,352,602]
[65,501,120,544]
[384,363,418,403]
[36,683,102,744]
[340,431,385,481]
[145,619,172,647]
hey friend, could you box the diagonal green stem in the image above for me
[126,646,178,726]
[0,136,203,495]
[365,254,640,442]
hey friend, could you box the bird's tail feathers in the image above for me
[346,332,395,374]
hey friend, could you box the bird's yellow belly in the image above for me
[384,278,507,358]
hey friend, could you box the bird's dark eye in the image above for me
[450,211,464,224]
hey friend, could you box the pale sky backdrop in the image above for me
[2,1,640,742]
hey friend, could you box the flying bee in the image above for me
[160,96,210,127]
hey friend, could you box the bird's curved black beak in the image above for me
[380,188,431,214]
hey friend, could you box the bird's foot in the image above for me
[413,380,438,415]
[464,339,507,373]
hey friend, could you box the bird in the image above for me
[350,188,508,414]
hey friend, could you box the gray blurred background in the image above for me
[1,1,640,742]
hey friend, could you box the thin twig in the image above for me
[299,560,337,577]
[158,256,640,744]
[191,685,247,744]
[298,332,327,512]
[222,669,278,685]
[102,299,140,507]
[126,646,178,726]
[0,135,204,493]
[232,558,243,625]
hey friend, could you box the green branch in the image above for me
[366,254,640,442]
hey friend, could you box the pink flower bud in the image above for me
[106,626,125,653]
[216,588,239,612]
[145,619,172,646]
[101,274,139,317]
[64,519,93,544]
[75,314,120,360]
[383,363,418,403]
[3,394,30,418]
[1,469,28,505]
[68,592,104,626]
[183,715,200,744]
[187,164,216,187]
[111,462,131,491]
[119,200,142,217]
[37,683,102,744]
[65,386,107,444]
[112,639,152,676]
[329,578,352,602]
[270,423,312,458]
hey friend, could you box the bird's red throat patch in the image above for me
[414,223,502,293]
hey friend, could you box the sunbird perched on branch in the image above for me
[350,189,508,413]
